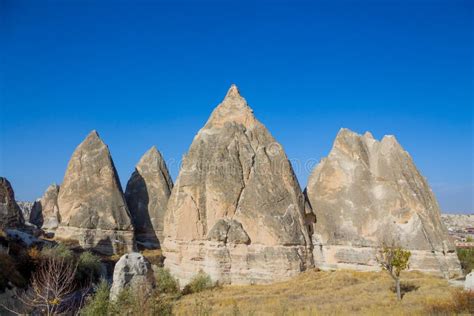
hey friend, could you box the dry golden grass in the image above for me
[173,269,468,315]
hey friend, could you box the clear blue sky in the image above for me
[1,0,472,212]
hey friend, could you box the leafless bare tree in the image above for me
[1,255,91,316]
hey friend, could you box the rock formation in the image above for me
[55,131,135,255]
[17,201,34,222]
[30,184,60,230]
[0,177,24,229]
[110,252,155,300]
[306,128,461,277]
[163,85,313,286]
[465,271,474,290]
[125,146,173,248]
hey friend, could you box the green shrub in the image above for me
[182,271,215,295]
[76,251,102,284]
[41,243,74,261]
[155,267,180,294]
[457,248,474,274]
[106,287,174,316]
[80,280,110,316]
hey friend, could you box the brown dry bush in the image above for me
[425,289,474,315]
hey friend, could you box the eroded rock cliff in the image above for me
[0,177,24,229]
[30,184,60,230]
[163,85,313,285]
[125,146,173,248]
[55,131,135,255]
[306,128,461,277]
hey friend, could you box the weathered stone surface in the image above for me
[306,128,462,277]
[125,146,173,248]
[55,131,135,255]
[110,252,155,300]
[163,85,313,286]
[17,201,34,222]
[30,184,60,230]
[0,177,24,229]
[465,270,474,291]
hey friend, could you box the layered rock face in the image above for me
[55,131,135,255]
[30,184,60,230]
[125,146,173,248]
[163,85,313,286]
[306,128,461,277]
[0,177,24,229]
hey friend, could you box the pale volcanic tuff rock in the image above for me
[17,201,34,222]
[125,146,173,248]
[163,85,313,286]
[110,252,155,300]
[0,177,24,229]
[306,128,461,277]
[55,131,135,255]
[30,184,61,230]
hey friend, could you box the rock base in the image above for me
[55,226,135,255]
[313,244,462,278]
[163,239,310,287]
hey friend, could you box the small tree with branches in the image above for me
[1,254,91,316]
[377,243,411,301]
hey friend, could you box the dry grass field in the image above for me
[173,269,472,315]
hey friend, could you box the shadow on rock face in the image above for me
[125,171,160,248]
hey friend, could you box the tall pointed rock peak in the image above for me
[163,86,312,286]
[306,129,461,277]
[0,177,24,228]
[225,84,241,98]
[30,183,60,230]
[204,85,258,129]
[138,146,163,166]
[125,146,173,248]
[84,129,102,142]
[56,131,134,255]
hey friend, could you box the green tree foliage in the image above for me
[377,244,411,301]
[457,248,474,275]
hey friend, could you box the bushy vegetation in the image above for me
[425,289,474,314]
[76,251,102,284]
[80,284,174,316]
[41,243,74,261]
[457,247,474,275]
[0,250,27,291]
[155,267,180,294]
[80,280,110,316]
[182,271,215,295]
[141,249,165,266]
[0,241,104,315]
